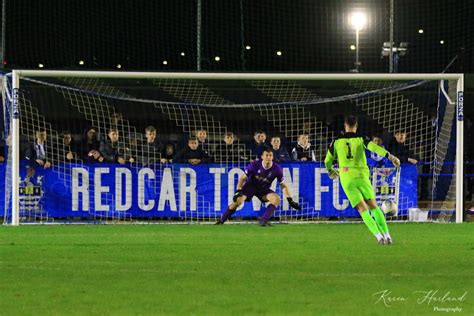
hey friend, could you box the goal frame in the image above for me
[8,70,465,225]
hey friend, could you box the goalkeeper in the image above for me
[324,115,400,245]
[216,146,301,226]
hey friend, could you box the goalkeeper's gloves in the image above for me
[388,153,401,168]
[328,168,339,179]
[233,190,242,202]
[287,197,301,210]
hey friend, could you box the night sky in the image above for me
[2,0,473,73]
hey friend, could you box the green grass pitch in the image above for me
[1,223,473,315]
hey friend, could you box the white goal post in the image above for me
[9,70,464,225]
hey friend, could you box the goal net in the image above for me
[1,71,464,224]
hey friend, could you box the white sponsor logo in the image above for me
[457,91,464,121]
[13,88,20,118]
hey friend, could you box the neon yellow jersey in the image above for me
[324,132,388,174]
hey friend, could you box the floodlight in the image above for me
[350,12,367,30]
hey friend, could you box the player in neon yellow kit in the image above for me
[324,115,401,245]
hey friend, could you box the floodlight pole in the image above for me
[196,0,202,71]
[389,0,394,73]
[350,12,366,72]
[355,27,361,72]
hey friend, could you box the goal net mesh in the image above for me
[1,74,459,224]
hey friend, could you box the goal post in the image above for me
[11,71,20,226]
[455,76,464,224]
[5,70,464,225]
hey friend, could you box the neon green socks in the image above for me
[371,207,389,234]
[360,210,383,240]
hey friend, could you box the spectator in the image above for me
[366,135,388,167]
[271,136,291,163]
[61,131,79,161]
[388,131,418,164]
[195,128,210,155]
[110,112,123,129]
[5,134,30,163]
[0,138,5,163]
[162,143,175,163]
[100,128,126,164]
[11,135,31,163]
[142,126,164,165]
[82,127,101,162]
[109,112,130,145]
[215,132,247,163]
[250,130,267,159]
[175,137,210,165]
[388,131,421,198]
[24,129,52,169]
[291,133,316,162]
[118,134,138,164]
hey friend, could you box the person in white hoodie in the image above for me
[291,133,316,162]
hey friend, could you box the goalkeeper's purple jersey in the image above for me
[244,160,284,190]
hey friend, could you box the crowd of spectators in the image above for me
[1,125,423,170]
[0,110,428,170]
[0,126,322,169]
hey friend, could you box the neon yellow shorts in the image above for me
[340,176,375,208]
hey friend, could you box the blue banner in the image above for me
[0,162,417,219]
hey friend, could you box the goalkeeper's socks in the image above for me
[261,204,276,222]
[220,207,236,223]
[371,207,389,234]
[360,210,383,240]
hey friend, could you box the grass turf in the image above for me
[0,223,473,315]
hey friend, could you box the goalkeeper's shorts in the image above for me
[241,183,275,203]
[340,176,375,208]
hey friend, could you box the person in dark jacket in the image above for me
[175,137,210,165]
[0,138,5,163]
[99,128,125,164]
[250,130,268,160]
[387,131,418,164]
[82,127,102,162]
[214,132,247,163]
[195,128,210,155]
[60,130,80,161]
[270,136,291,163]
[141,125,163,165]
[162,143,175,164]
